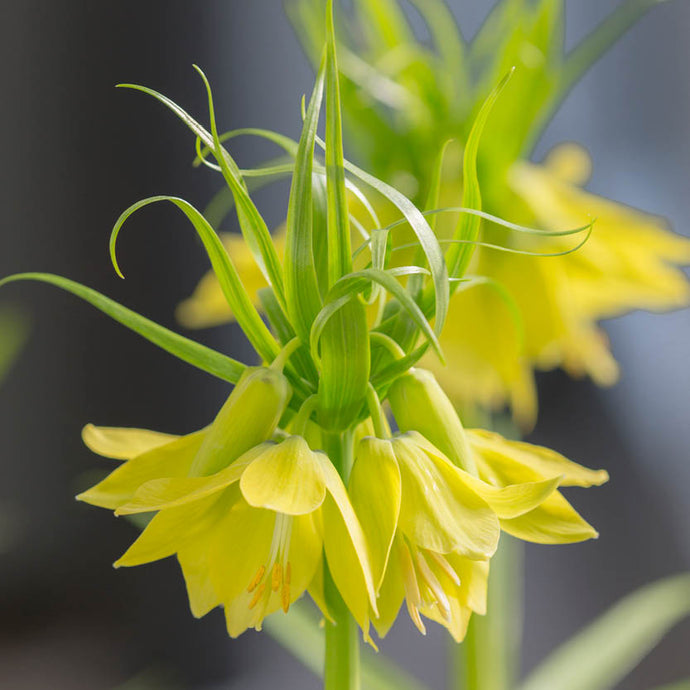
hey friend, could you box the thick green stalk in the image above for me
[323,430,360,690]
[451,536,524,690]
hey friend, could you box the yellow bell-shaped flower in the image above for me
[389,368,609,544]
[79,430,376,637]
[346,431,563,641]
[76,366,377,637]
[347,432,496,640]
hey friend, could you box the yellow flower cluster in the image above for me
[78,365,606,641]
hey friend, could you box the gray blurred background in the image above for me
[0,1,688,688]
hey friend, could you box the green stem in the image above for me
[450,536,524,690]
[322,430,360,690]
[325,563,361,690]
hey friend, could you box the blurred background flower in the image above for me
[0,1,688,688]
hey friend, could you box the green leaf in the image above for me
[325,0,352,287]
[353,0,413,55]
[0,305,29,382]
[258,287,318,391]
[649,681,690,690]
[284,58,326,343]
[119,79,287,315]
[193,67,288,313]
[446,70,513,282]
[110,195,280,364]
[560,0,670,101]
[518,573,690,690]
[370,343,429,391]
[318,141,449,336]
[0,273,246,383]
[327,268,442,360]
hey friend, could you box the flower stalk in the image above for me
[323,428,361,690]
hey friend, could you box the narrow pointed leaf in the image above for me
[284,59,326,343]
[0,273,245,383]
[318,140,449,335]
[325,0,352,286]
[518,573,690,690]
[110,196,280,364]
[119,81,287,313]
[446,70,512,283]
[328,268,442,360]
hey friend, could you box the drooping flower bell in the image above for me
[77,366,377,636]
[346,428,567,641]
[389,368,609,544]
[345,431,496,640]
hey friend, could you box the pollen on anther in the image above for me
[249,583,266,610]
[272,563,283,592]
[281,582,291,613]
[247,565,266,593]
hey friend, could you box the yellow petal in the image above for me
[468,429,609,487]
[178,537,220,618]
[287,513,324,605]
[114,446,264,515]
[421,277,537,430]
[115,491,233,567]
[500,492,598,544]
[77,430,206,510]
[388,368,477,474]
[370,538,406,639]
[190,367,292,476]
[307,559,334,623]
[349,437,401,589]
[239,437,327,516]
[393,433,500,559]
[215,507,321,637]
[208,500,276,603]
[510,159,690,323]
[82,424,180,460]
[320,454,378,628]
[543,143,592,186]
[458,471,562,519]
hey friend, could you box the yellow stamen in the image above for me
[247,565,266,593]
[281,582,291,613]
[428,551,461,586]
[272,563,283,592]
[248,583,266,610]
[281,562,292,612]
[399,541,426,634]
[415,551,450,617]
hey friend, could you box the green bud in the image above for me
[189,367,292,476]
[388,368,477,475]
